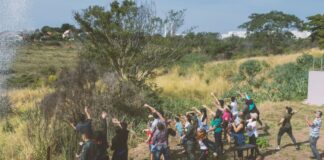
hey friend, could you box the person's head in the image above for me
[157,122,165,131]
[186,114,192,123]
[315,111,322,118]
[81,133,91,141]
[231,96,236,102]
[152,113,159,119]
[175,117,180,122]
[285,106,293,114]
[214,109,222,119]
[219,99,225,108]
[200,108,207,116]
[197,128,207,140]
[245,99,253,105]
[148,114,154,120]
[77,113,86,122]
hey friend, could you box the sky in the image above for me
[11,0,324,33]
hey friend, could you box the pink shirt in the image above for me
[222,111,231,122]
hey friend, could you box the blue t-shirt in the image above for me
[175,122,183,135]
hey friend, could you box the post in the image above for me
[321,55,323,71]
[46,146,51,160]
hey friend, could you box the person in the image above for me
[111,118,129,160]
[306,111,322,160]
[230,96,239,118]
[276,106,299,150]
[197,129,209,160]
[143,115,154,160]
[192,107,209,130]
[207,107,223,155]
[69,106,93,137]
[144,104,171,160]
[175,117,184,145]
[93,111,109,160]
[232,118,246,160]
[246,113,260,157]
[77,133,97,160]
[181,114,197,160]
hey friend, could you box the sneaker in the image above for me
[275,146,280,150]
[295,146,300,150]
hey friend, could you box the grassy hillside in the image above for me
[1,43,323,159]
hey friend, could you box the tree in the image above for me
[60,23,76,32]
[239,11,303,54]
[306,14,324,48]
[74,0,186,86]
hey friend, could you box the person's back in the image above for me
[80,140,96,160]
[111,124,129,160]
[282,112,293,129]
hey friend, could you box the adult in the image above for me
[306,111,322,160]
[144,104,171,160]
[192,107,209,130]
[206,106,223,155]
[230,96,239,118]
[111,118,129,160]
[276,107,299,150]
[77,133,96,160]
[94,111,109,160]
[181,114,197,160]
[246,113,260,156]
[232,118,246,160]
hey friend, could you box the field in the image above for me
[1,42,323,159]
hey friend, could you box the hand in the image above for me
[112,118,120,124]
[85,106,89,112]
[101,111,108,119]
[144,104,149,108]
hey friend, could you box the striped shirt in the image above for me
[310,118,322,138]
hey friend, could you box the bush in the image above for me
[296,54,313,68]
[239,60,268,79]
[257,137,270,149]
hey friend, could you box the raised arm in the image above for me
[144,104,165,121]
[84,106,91,120]
[192,107,202,115]
[232,123,243,133]
[203,105,215,116]
[305,116,313,127]
[278,118,284,126]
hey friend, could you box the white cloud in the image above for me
[221,30,311,39]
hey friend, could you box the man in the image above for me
[306,111,322,160]
[77,133,96,160]
[276,107,299,150]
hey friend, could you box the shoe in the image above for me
[275,146,280,150]
[295,146,300,150]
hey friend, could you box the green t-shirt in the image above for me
[211,118,222,133]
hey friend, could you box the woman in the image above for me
[246,113,260,157]
[209,109,223,155]
[276,106,299,150]
[192,107,209,130]
[232,118,246,160]
[111,119,129,160]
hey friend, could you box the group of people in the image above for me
[68,107,129,160]
[68,92,323,160]
[142,92,323,160]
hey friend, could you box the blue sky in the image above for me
[26,0,324,33]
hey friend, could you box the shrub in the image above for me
[239,60,268,80]
[296,54,313,68]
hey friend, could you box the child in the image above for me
[175,117,184,145]
[246,113,259,157]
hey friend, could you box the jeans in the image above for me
[199,150,208,160]
[186,140,196,160]
[249,134,259,155]
[310,136,321,160]
[277,127,297,146]
[214,132,223,154]
[152,144,170,160]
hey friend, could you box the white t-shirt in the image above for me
[246,119,258,137]
[150,119,160,132]
[231,101,238,116]
[198,140,208,150]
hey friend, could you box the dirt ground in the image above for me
[129,101,324,160]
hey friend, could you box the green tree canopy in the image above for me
[306,14,324,48]
[239,11,304,54]
[74,0,186,86]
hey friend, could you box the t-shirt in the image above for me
[246,119,258,137]
[76,119,93,136]
[80,140,96,160]
[198,140,208,150]
[175,122,183,135]
[222,111,231,122]
[211,118,222,133]
[152,122,168,146]
[150,119,160,132]
[310,118,322,137]
[282,113,293,128]
[231,101,238,116]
